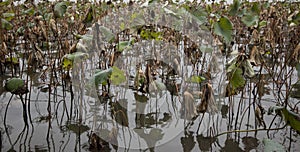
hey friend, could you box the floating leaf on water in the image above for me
[213,16,233,43]
[99,26,115,42]
[66,123,90,135]
[54,2,68,18]
[5,78,26,94]
[263,138,286,152]
[110,66,126,85]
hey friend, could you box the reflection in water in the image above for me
[180,131,196,152]
[221,138,244,152]
[196,134,216,151]
[242,136,259,152]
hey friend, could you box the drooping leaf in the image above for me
[54,2,68,18]
[259,20,267,28]
[110,66,126,85]
[242,59,255,78]
[22,8,35,16]
[185,6,207,25]
[229,0,240,16]
[5,57,19,64]
[251,2,260,16]
[242,14,259,27]
[291,12,300,25]
[63,52,89,61]
[5,78,25,93]
[83,6,93,26]
[149,80,166,93]
[187,75,206,83]
[213,17,233,43]
[200,45,213,53]
[3,13,15,21]
[164,8,181,19]
[90,68,113,87]
[263,138,285,152]
[116,39,135,52]
[130,13,145,27]
[296,63,300,79]
[62,52,88,70]
[268,106,300,133]
[228,65,245,91]
[99,26,115,42]
[281,108,300,132]
[1,18,13,30]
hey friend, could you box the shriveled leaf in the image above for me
[242,14,259,27]
[213,17,233,43]
[110,66,126,85]
[99,26,115,42]
[182,91,197,120]
[263,138,285,152]
[5,78,25,93]
[54,2,68,18]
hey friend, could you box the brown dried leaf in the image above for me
[197,83,218,114]
[181,91,197,120]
